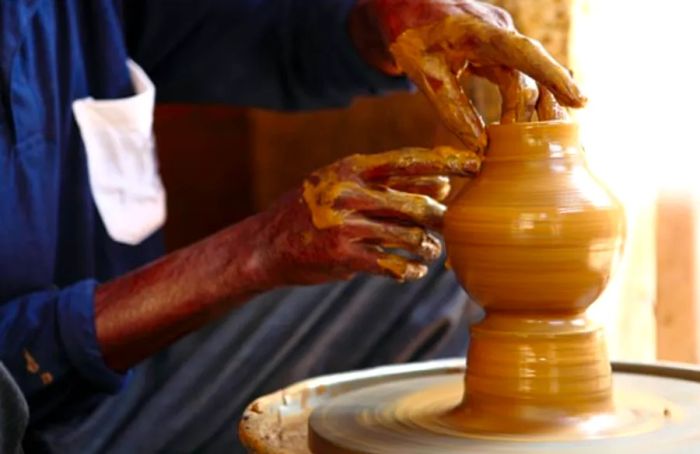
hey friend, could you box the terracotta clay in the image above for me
[240,122,700,453]
[304,121,629,453]
[443,120,625,432]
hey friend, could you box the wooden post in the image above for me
[656,191,700,363]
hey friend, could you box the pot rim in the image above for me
[484,120,580,160]
[487,119,574,132]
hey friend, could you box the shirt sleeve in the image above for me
[122,0,410,110]
[0,280,125,421]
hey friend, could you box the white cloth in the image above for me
[72,60,166,245]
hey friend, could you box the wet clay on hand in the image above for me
[300,146,480,281]
[367,0,585,149]
[536,85,569,121]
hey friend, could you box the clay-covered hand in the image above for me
[256,147,480,285]
[351,0,585,151]
[95,148,477,370]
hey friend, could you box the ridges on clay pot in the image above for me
[443,120,626,433]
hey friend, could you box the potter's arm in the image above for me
[95,215,272,372]
[95,147,480,372]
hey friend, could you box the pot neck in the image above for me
[485,121,580,161]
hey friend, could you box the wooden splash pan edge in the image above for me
[238,359,700,454]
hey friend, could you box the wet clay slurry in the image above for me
[444,121,626,433]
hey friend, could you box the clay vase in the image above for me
[443,121,626,434]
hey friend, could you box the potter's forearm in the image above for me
[95,214,273,372]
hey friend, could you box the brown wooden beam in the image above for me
[656,190,700,363]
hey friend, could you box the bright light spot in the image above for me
[570,0,700,361]
[570,166,617,208]
[579,414,616,435]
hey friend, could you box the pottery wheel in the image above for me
[308,371,700,453]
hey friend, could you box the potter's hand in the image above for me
[258,147,480,285]
[94,147,477,371]
[350,0,585,151]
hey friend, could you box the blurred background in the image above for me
[153,0,700,364]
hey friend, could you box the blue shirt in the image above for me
[0,0,407,426]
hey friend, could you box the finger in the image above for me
[489,32,586,108]
[344,147,480,180]
[380,175,451,201]
[345,218,442,262]
[347,245,429,282]
[415,15,585,108]
[536,84,569,121]
[390,33,487,152]
[469,65,538,123]
[335,184,446,229]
